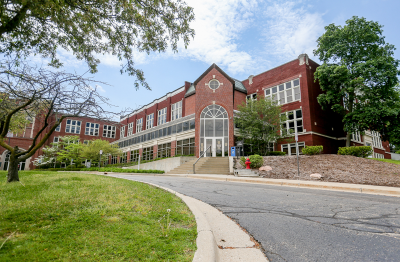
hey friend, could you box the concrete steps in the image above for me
[165,157,230,175]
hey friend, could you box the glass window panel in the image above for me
[205,119,214,137]
[265,89,270,95]
[172,125,176,134]
[291,145,297,155]
[293,79,300,86]
[183,121,189,131]
[163,128,167,136]
[272,86,277,93]
[279,92,285,104]
[215,120,223,136]
[167,126,171,135]
[296,109,302,118]
[279,84,284,91]
[176,123,182,133]
[288,112,294,120]
[289,122,295,128]
[224,119,228,136]
[286,90,293,103]
[190,119,195,129]
[297,126,303,132]
[286,82,291,89]
[294,87,301,100]
[200,120,204,136]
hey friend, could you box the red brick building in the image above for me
[0,115,119,170]
[115,54,392,160]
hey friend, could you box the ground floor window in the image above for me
[374,152,384,159]
[142,146,153,161]
[176,138,195,156]
[111,155,118,164]
[158,143,171,159]
[120,152,127,163]
[130,149,140,162]
[282,142,305,156]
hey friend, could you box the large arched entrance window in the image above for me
[200,104,229,157]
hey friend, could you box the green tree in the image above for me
[81,139,121,167]
[313,16,400,147]
[0,0,195,89]
[56,136,84,168]
[234,98,288,155]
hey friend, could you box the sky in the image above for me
[50,0,400,116]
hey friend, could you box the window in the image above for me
[372,131,382,148]
[209,79,220,90]
[246,93,257,103]
[142,146,153,161]
[65,119,81,134]
[53,136,59,143]
[171,101,182,121]
[130,149,140,163]
[176,138,195,156]
[146,113,154,129]
[111,155,118,164]
[55,118,61,132]
[281,109,303,135]
[265,78,300,105]
[158,143,171,158]
[158,107,167,125]
[282,142,305,156]
[85,122,99,136]
[127,122,134,136]
[374,152,384,159]
[136,118,143,133]
[120,126,125,138]
[83,140,90,145]
[103,125,116,138]
[120,152,127,163]
[352,131,361,143]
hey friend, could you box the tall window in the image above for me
[85,122,99,136]
[352,131,361,143]
[158,107,167,125]
[103,125,116,138]
[146,113,154,129]
[53,136,59,143]
[120,152,127,163]
[281,109,303,135]
[55,117,61,132]
[176,138,195,156]
[282,142,305,156]
[130,149,140,162]
[246,93,257,103]
[171,101,182,121]
[265,78,300,105]
[120,126,125,138]
[158,143,171,158]
[65,119,81,134]
[136,118,143,133]
[127,122,133,136]
[372,131,382,148]
[142,146,153,161]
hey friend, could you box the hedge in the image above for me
[35,167,164,174]
[338,146,373,158]
[265,151,286,156]
[240,155,264,169]
[302,145,323,155]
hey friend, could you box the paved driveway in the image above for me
[111,175,400,262]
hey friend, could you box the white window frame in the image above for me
[146,113,154,129]
[158,107,167,125]
[53,136,59,143]
[127,122,134,136]
[120,126,125,138]
[282,142,305,156]
[171,101,182,121]
[103,125,116,138]
[55,118,61,132]
[136,118,143,133]
[281,109,304,135]
[65,119,82,134]
[85,122,99,136]
[374,152,384,159]
[371,131,382,148]
[246,93,257,103]
[265,78,300,105]
[352,131,361,143]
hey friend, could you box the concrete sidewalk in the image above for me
[99,172,400,198]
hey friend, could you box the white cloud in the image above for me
[262,1,324,61]
[95,85,106,93]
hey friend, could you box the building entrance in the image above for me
[200,104,229,157]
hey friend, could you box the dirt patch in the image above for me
[236,155,400,187]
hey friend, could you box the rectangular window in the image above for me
[65,119,82,134]
[175,138,195,156]
[352,131,361,143]
[142,146,153,161]
[85,122,99,136]
[120,152,127,163]
[83,140,89,145]
[53,136,59,143]
[282,142,305,156]
[158,107,167,125]
[120,126,125,138]
[246,93,257,103]
[157,143,171,159]
[171,101,182,121]
[265,78,300,105]
[371,131,382,148]
[127,122,134,136]
[55,118,61,132]
[374,152,384,159]
[103,125,116,138]
[111,155,118,164]
[146,113,154,129]
[136,118,143,133]
[281,109,303,135]
[130,149,140,163]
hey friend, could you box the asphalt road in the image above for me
[111,175,400,262]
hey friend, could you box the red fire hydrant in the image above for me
[245,158,251,169]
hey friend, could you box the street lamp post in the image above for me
[99,150,103,168]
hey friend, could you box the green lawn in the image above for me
[0,171,197,261]
[371,158,400,165]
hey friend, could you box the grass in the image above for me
[371,158,400,165]
[0,171,197,261]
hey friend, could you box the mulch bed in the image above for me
[235,154,400,187]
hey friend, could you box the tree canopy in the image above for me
[0,0,195,89]
[313,16,400,147]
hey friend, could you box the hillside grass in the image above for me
[0,171,196,261]
[370,158,400,165]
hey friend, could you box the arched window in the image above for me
[200,104,229,157]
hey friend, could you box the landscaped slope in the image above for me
[237,155,400,187]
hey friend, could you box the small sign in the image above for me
[99,150,103,155]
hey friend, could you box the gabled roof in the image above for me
[184,83,196,98]
[193,63,235,86]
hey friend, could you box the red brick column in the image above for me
[171,140,177,157]
[127,150,131,163]
[153,144,158,159]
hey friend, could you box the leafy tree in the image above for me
[234,98,289,156]
[81,139,121,167]
[0,0,195,89]
[313,16,400,147]
[56,136,84,168]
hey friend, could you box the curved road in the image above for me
[111,175,400,262]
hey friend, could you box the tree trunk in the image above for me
[7,152,20,182]
[346,132,352,147]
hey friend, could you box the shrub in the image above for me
[338,146,373,158]
[265,151,286,156]
[302,145,323,155]
[240,154,264,169]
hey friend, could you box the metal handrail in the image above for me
[193,146,211,174]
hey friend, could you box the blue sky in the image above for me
[51,0,400,116]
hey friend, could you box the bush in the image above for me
[302,145,323,155]
[265,151,286,156]
[240,154,264,169]
[338,146,373,158]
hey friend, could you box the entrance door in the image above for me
[204,138,224,157]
